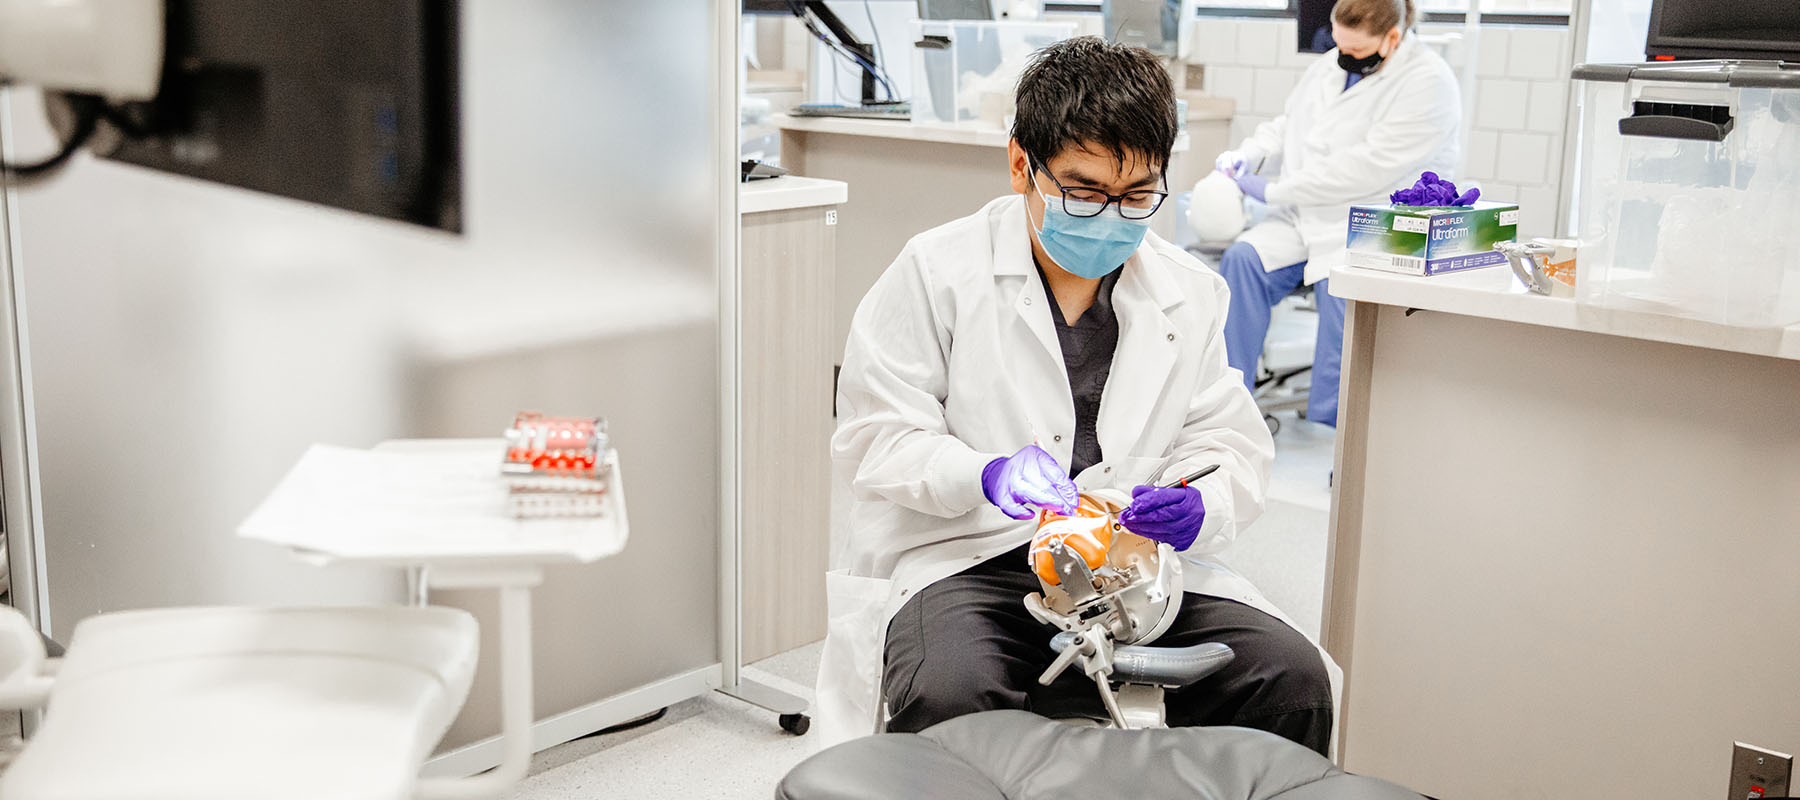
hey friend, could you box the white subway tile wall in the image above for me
[1463,24,1573,233]
[1525,80,1568,134]
[1236,19,1283,67]
[1185,18,1573,235]
[1252,69,1299,115]
[1497,131,1551,184]
[1466,130,1499,181]
[1475,78,1531,129]
[1206,65,1257,109]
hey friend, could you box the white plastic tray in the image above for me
[237,439,629,568]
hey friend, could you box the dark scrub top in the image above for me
[1035,263,1121,477]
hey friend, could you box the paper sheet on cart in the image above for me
[237,444,627,563]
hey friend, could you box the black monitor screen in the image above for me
[1297,0,1336,53]
[103,0,461,231]
[745,0,797,13]
[1647,0,1800,59]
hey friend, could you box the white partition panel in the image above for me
[0,0,727,762]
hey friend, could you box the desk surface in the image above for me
[740,175,848,214]
[1330,265,1800,362]
[775,113,1192,152]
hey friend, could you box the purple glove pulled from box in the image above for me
[1390,171,1480,207]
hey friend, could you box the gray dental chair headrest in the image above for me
[776,710,1426,800]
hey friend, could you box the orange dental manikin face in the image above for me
[1030,496,1122,586]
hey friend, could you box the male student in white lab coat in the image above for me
[1217,0,1460,427]
[829,36,1334,754]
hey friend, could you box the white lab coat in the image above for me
[1237,35,1461,285]
[816,194,1343,749]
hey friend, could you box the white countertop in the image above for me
[1329,265,1800,362]
[774,113,1191,152]
[740,175,848,214]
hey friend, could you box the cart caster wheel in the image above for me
[1264,414,1281,436]
[779,713,811,736]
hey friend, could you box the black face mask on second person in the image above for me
[1338,49,1385,76]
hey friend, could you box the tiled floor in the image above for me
[510,415,1336,800]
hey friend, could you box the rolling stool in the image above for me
[1255,285,1319,436]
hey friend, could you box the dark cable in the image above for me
[0,95,103,180]
[98,102,154,140]
[862,0,896,99]
[574,706,669,739]
[788,0,900,103]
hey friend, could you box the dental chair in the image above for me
[777,709,1425,800]
[0,603,480,800]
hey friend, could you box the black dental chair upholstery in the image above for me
[777,710,1424,800]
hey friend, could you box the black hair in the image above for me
[1012,36,1178,176]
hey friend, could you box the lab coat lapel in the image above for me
[994,198,1071,393]
[1096,246,1181,461]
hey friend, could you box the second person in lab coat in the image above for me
[1216,0,1460,427]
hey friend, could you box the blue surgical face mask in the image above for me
[1029,188,1151,280]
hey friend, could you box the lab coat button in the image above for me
[1053,435,1063,442]
[1104,466,1112,473]
[1166,333,1176,341]
[1024,297,1032,305]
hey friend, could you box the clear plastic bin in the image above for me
[910,20,1076,126]
[1570,61,1800,327]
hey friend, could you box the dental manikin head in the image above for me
[1027,490,1182,647]
[1006,37,1177,281]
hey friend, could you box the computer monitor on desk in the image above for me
[754,0,908,120]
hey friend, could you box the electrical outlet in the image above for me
[1184,63,1206,93]
[1730,742,1792,800]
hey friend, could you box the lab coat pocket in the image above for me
[813,569,892,748]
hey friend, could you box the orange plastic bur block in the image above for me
[1030,499,1115,586]
[501,411,608,479]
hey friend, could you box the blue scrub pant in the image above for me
[1218,242,1346,428]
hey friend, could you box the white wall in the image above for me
[1458,23,1573,236]
[1187,17,1575,236]
[1,0,726,754]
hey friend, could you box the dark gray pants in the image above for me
[882,544,1334,755]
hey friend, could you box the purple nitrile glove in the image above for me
[1118,484,1207,551]
[1389,171,1481,207]
[981,444,1078,521]
[1232,170,1269,203]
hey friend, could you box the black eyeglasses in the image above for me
[1034,165,1169,220]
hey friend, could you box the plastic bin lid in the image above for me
[1571,60,1800,88]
